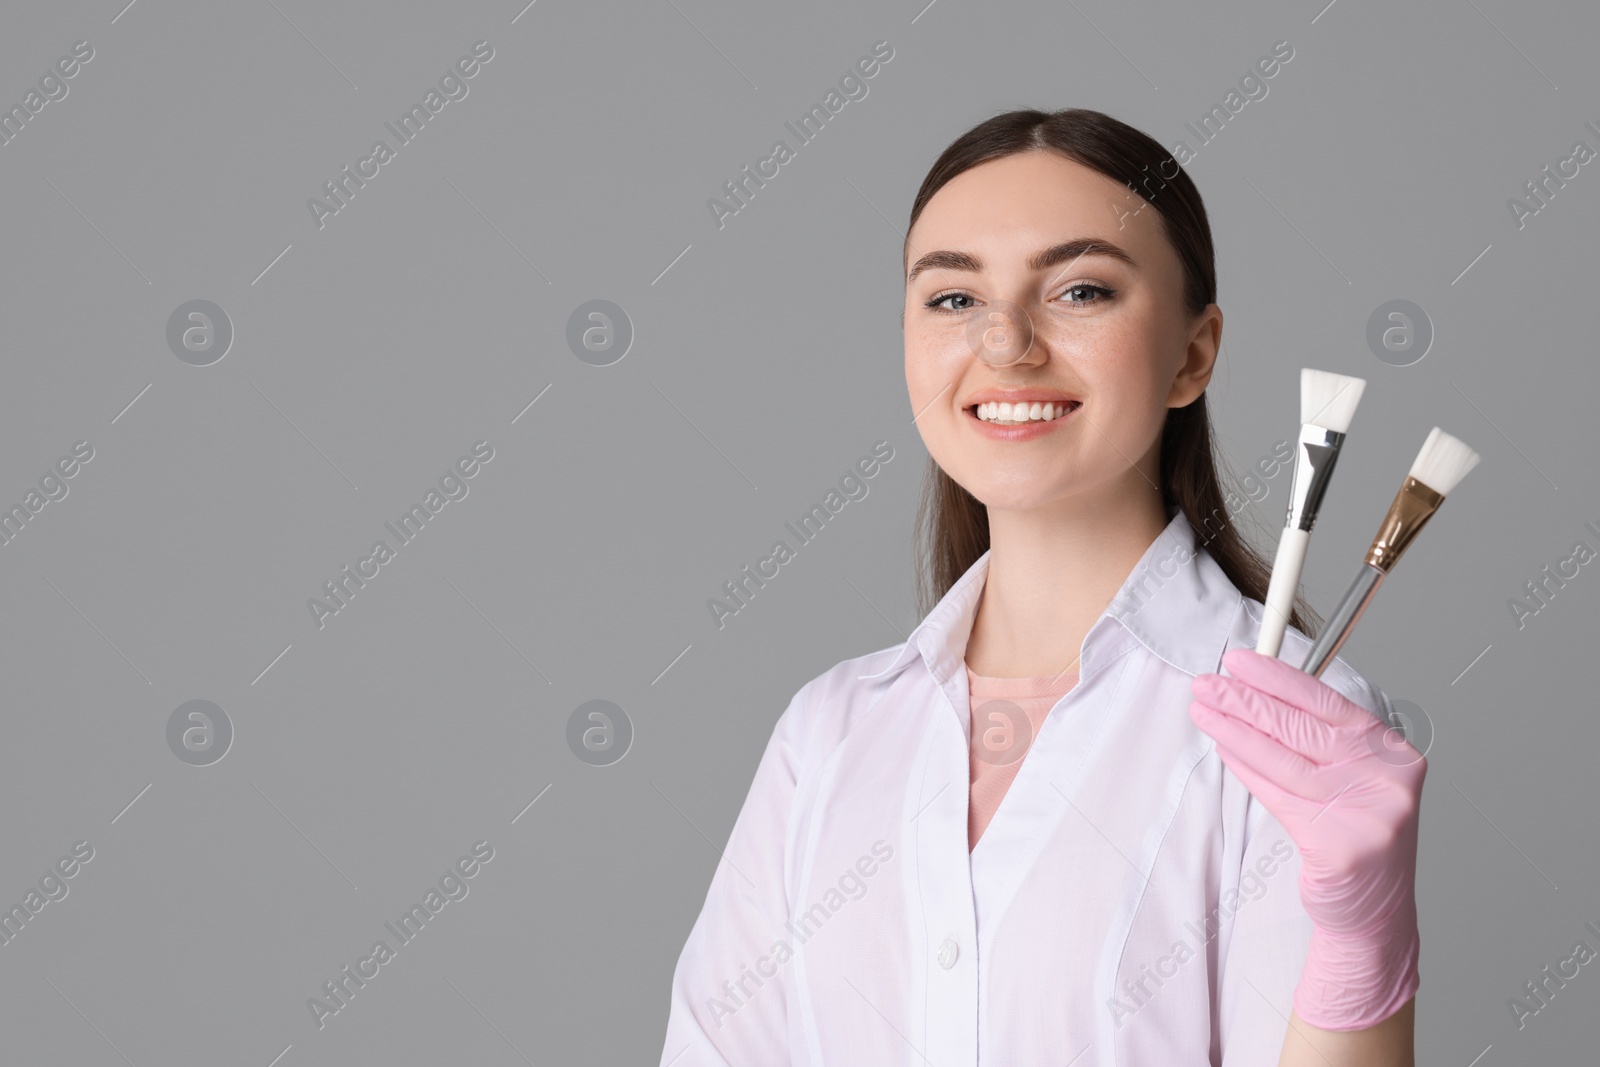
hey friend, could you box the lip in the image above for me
[962,388,1083,407]
[961,388,1082,441]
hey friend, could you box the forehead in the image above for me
[905,150,1167,273]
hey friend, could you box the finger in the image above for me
[1221,648,1370,729]
[1192,674,1342,764]
[1189,699,1323,801]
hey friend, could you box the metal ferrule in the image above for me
[1363,477,1445,573]
[1301,563,1385,677]
[1284,424,1347,532]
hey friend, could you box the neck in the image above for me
[964,471,1169,679]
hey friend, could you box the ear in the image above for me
[1168,303,1222,408]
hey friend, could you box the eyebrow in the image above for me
[905,238,1139,284]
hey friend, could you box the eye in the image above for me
[924,290,976,313]
[1058,284,1115,306]
[923,285,1116,314]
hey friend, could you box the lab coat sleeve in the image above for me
[656,684,809,1067]
[1216,658,1397,1066]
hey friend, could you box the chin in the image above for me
[953,472,1079,513]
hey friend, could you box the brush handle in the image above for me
[1301,564,1386,677]
[1256,527,1310,658]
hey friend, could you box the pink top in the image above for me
[964,662,1080,851]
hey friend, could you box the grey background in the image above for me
[0,0,1594,1063]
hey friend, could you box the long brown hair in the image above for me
[907,107,1313,634]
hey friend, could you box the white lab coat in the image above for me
[658,510,1398,1066]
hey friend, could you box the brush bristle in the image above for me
[1408,426,1481,495]
[1301,368,1367,433]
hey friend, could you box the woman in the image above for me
[657,108,1422,1066]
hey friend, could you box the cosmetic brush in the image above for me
[1301,426,1481,677]
[1255,369,1368,658]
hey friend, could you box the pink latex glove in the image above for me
[1189,648,1423,1031]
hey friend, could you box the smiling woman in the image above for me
[657,108,1420,1067]
[898,131,1291,629]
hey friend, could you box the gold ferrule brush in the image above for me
[1302,479,1447,677]
[1364,477,1445,572]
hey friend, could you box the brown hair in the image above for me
[906,107,1313,634]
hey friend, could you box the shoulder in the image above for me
[773,640,911,758]
[1230,597,1395,725]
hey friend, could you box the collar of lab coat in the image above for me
[855,509,1243,685]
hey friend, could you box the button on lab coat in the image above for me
[657,511,1397,1066]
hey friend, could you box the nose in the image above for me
[967,297,1047,368]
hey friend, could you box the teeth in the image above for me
[973,400,1077,425]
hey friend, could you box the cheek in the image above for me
[904,328,967,404]
[904,347,968,462]
[1050,319,1167,403]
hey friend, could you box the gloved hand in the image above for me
[1189,647,1424,1031]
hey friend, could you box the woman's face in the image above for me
[903,150,1219,514]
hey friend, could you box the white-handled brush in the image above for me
[1256,369,1368,658]
[1301,427,1481,677]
